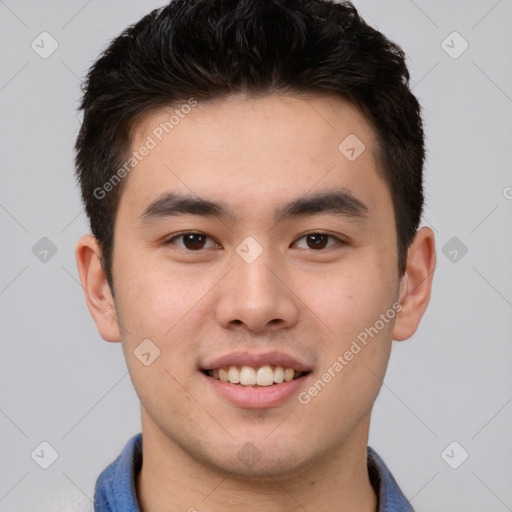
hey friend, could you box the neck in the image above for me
[136,412,378,512]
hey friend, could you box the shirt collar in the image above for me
[367,446,416,511]
[94,433,414,512]
[94,433,142,512]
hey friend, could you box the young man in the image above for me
[74,0,435,510]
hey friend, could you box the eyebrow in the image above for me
[138,188,368,226]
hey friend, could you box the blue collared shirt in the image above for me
[94,433,415,511]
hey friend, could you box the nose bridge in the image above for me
[237,248,280,299]
[215,239,299,331]
[234,234,280,290]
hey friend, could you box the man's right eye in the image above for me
[163,232,220,251]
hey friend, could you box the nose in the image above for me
[214,246,300,333]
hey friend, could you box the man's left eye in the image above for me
[293,233,343,250]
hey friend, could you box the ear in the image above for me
[393,226,436,341]
[75,234,121,342]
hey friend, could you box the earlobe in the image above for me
[75,235,121,342]
[393,226,436,341]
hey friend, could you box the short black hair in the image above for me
[75,0,425,291]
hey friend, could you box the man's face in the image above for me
[111,93,402,477]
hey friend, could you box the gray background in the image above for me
[1,0,511,510]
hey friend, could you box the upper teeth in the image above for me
[209,365,302,386]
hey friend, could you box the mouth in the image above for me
[201,365,312,387]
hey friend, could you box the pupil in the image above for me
[307,234,327,249]
[184,234,205,250]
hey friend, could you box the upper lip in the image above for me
[202,350,313,372]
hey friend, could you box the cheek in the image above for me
[113,250,195,336]
[113,254,215,376]
[299,274,396,435]
[305,265,397,341]
[115,264,202,412]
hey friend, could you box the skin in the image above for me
[76,92,435,512]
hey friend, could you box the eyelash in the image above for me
[163,231,346,251]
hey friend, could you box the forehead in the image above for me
[121,93,389,223]
[134,92,378,160]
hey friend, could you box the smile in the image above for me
[202,365,310,387]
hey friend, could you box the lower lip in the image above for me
[201,371,311,409]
